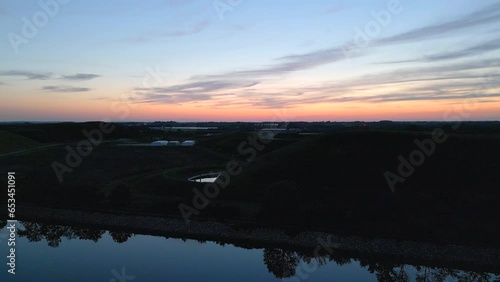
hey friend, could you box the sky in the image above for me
[0,0,499,122]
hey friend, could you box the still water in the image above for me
[0,222,498,282]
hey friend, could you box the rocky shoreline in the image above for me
[13,205,500,273]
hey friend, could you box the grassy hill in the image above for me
[221,130,500,246]
[0,130,41,154]
[2,125,499,247]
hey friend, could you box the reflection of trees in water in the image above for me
[361,263,495,282]
[18,222,106,247]
[413,267,494,282]
[13,223,500,281]
[109,231,133,243]
[263,249,299,278]
[263,248,499,281]
[360,262,409,282]
[0,220,7,229]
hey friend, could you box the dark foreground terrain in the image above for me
[0,121,499,248]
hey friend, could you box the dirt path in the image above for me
[0,143,62,158]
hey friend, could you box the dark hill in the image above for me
[223,130,500,246]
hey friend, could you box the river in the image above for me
[0,221,498,281]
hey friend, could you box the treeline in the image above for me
[0,122,147,143]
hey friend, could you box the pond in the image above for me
[0,221,498,282]
[188,173,221,183]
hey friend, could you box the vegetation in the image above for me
[1,121,500,248]
[0,130,41,154]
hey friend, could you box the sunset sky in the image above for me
[1,0,499,122]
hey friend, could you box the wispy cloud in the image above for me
[146,3,499,86]
[130,54,500,108]
[61,73,100,81]
[42,86,91,92]
[164,19,211,37]
[425,38,500,61]
[135,80,258,94]
[127,3,500,109]
[322,5,344,15]
[124,19,212,42]
[381,38,500,64]
[377,2,500,44]
[0,71,52,80]
[194,3,500,83]
[326,92,500,103]
[134,93,211,104]
[133,80,258,104]
[193,46,350,82]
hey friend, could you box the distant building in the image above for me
[167,141,180,146]
[261,128,287,131]
[151,140,168,146]
[181,140,195,146]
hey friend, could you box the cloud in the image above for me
[194,46,350,81]
[322,5,344,15]
[185,3,500,83]
[0,71,51,80]
[329,92,500,103]
[134,93,211,104]
[192,4,500,82]
[124,19,211,42]
[42,86,91,92]
[61,73,100,81]
[424,38,500,61]
[380,38,500,64]
[163,19,211,37]
[377,2,500,44]
[126,3,500,109]
[135,80,258,94]
[133,80,258,104]
[131,55,500,108]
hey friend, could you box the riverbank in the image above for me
[11,205,500,274]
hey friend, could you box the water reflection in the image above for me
[14,222,500,281]
[263,249,300,278]
[18,222,132,246]
[260,247,499,282]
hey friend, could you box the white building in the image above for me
[151,140,169,146]
[181,140,195,146]
[167,141,181,146]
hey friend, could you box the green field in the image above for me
[0,130,41,154]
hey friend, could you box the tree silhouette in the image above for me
[109,231,133,243]
[263,248,299,279]
[18,222,105,247]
